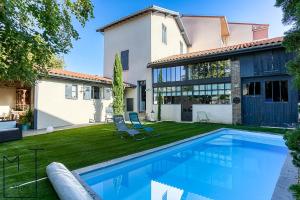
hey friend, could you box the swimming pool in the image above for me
[78,129,288,200]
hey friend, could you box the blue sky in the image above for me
[63,0,289,76]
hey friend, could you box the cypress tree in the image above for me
[157,69,163,121]
[112,54,124,115]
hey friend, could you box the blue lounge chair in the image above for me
[113,115,145,140]
[129,112,159,136]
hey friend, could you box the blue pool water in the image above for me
[80,129,288,200]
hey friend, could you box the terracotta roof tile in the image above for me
[149,37,284,67]
[49,69,135,87]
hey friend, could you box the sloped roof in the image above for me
[96,5,192,46]
[49,69,135,87]
[148,37,284,67]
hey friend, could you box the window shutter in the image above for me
[83,86,91,100]
[65,84,72,99]
[121,50,129,70]
[104,88,112,100]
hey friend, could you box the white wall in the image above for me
[153,104,181,122]
[103,14,151,83]
[181,17,223,52]
[0,87,16,115]
[103,13,151,112]
[151,12,188,60]
[35,79,112,129]
[227,23,253,45]
[193,104,232,124]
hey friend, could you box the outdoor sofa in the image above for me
[0,120,22,143]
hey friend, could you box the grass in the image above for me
[0,122,286,199]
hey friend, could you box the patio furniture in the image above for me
[0,120,22,143]
[129,112,159,136]
[105,107,114,123]
[113,115,145,140]
[196,111,210,123]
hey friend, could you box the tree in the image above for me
[112,54,124,115]
[47,55,65,69]
[0,0,94,86]
[275,0,300,87]
[157,69,163,121]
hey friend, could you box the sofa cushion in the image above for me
[0,128,19,133]
[0,121,17,130]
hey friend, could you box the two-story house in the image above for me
[98,5,298,127]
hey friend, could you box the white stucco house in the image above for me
[0,69,134,130]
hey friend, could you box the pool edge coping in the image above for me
[73,128,297,200]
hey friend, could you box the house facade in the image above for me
[99,5,298,126]
[0,69,126,130]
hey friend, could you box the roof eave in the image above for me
[175,16,192,47]
[148,43,283,68]
[48,74,136,88]
[97,5,179,33]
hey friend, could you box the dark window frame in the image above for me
[92,86,100,99]
[126,98,134,112]
[265,80,289,102]
[121,50,129,70]
[243,82,261,96]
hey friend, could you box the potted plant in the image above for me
[20,109,33,131]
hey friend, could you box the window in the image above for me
[103,87,112,100]
[243,82,261,96]
[92,86,100,99]
[153,83,231,105]
[180,41,183,54]
[153,69,158,83]
[83,86,91,100]
[65,84,78,99]
[265,80,288,102]
[162,24,167,44]
[126,98,134,111]
[121,50,129,70]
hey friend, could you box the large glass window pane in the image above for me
[225,83,231,90]
[265,81,273,102]
[200,85,205,90]
[281,81,288,102]
[212,84,218,90]
[180,66,186,81]
[153,69,158,83]
[190,65,199,80]
[212,90,218,95]
[218,83,225,90]
[175,66,181,81]
[162,68,167,82]
[171,67,176,82]
[166,68,172,82]
[255,82,261,95]
[186,66,192,80]
[273,81,280,102]
[210,62,218,78]
[248,82,254,95]
[205,84,211,90]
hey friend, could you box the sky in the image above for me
[63,0,290,76]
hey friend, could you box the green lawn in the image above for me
[0,122,285,199]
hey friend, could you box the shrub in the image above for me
[284,129,300,198]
